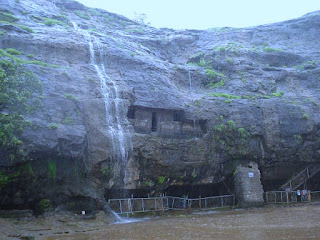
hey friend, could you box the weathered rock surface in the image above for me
[234,162,264,208]
[0,0,319,210]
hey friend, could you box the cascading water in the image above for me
[188,69,192,89]
[72,22,131,185]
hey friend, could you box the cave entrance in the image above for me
[127,107,135,119]
[164,182,234,198]
[151,112,157,132]
[104,188,152,200]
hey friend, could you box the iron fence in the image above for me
[264,191,318,203]
[109,195,235,214]
[310,191,320,202]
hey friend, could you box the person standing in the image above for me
[297,189,301,202]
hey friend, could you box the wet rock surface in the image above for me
[0,0,320,207]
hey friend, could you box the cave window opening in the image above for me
[173,111,182,121]
[151,112,157,132]
[127,108,135,119]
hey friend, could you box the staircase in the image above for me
[280,164,320,191]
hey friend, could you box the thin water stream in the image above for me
[72,22,131,180]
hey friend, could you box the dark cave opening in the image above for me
[164,182,234,198]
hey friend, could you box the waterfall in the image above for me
[188,69,192,89]
[72,22,131,183]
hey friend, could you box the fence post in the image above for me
[142,198,145,212]
[286,191,289,204]
[155,198,157,210]
[221,196,224,207]
[266,192,268,203]
[120,200,123,214]
[199,196,201,208]
[161,194,164,212]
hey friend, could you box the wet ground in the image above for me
[1,204,320,240]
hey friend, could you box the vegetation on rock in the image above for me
[0,59,42,147]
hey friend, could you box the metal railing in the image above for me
[310,191,320,202]
[108,195,235,214]
[281,164,320,191]
[265,191,298,203]
[265,191,320,203]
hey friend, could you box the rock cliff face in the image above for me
[0,0,320,210]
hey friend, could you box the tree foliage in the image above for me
[0,59,42,147]
[133,12,150,25]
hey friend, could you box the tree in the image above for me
[0,59,42,147]
[133,12,150,25]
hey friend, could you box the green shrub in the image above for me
[38,199,50,214]
[0,171,19,190]
[5,48,22,55]
[0,59,42,147]
[238,128,249,138]
[43,18,65,26]
[157,176,166,184]
[62,117,74,125]
[205,69,225,81]
[227,120,236,129]
[23,163,34,176]
[209,80,225,89]
[64,93,77,101]
[199,58,207,67]
[47,161,57,180]
[49,123,58,129]
[302,113,309,119]
[194,99,201,107]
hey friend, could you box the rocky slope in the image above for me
[0,0,319,211]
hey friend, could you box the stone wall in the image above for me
[234,162,264,208]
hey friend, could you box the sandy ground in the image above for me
[1,204,320,240]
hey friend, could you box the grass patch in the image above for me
[75,11,91,20]
[208,93,241,99]
[0,12,19,23]
[271,92,284,97]
[64,93,77,101]
[262,46,284,52]
[49,123,58,129]
[0,30,6,36]
[209,80,225,89]
[0,21,33,33]
[208,92,285,100]
[62,117,74,125]
[206,69,225,80]
[5,48,22,55]
[0,48,59,68]
[44,18,65,26]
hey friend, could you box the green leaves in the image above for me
[0,59,42,147]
